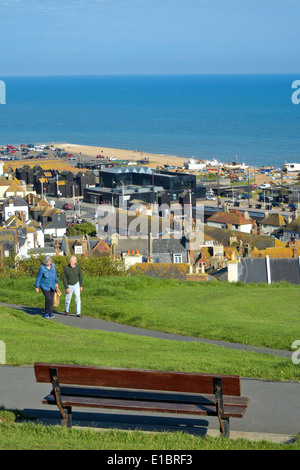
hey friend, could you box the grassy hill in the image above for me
[0,276,299,381]
[1,275,299,450]
[0,275,298,350]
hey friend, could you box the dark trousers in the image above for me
[41,287,55,315]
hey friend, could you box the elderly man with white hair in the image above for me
[63,255,83,317]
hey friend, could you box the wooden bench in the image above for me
[34,362,250,438]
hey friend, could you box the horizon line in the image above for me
[1,72,300,79]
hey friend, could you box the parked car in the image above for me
[241,193,253,199]
[62,203,73,210]
[259,183,271,189]
[288,203,298,211]
[259,195,273,202]
[272,201,284,207]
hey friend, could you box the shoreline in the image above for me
[55,143,189,169]
[55,143,296,186]
[2,141,298,186]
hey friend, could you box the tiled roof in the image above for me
[204,225,285,250]
[260,213,287,226]
[284,216,300,231]
[207,209,254,226]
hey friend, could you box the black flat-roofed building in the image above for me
[83,185,164,207]
[97,166,205,201]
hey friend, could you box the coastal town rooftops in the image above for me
[284,216,300,231]
[204,225,285,250]
[2,196,28,206]
[207,208,254,226]
[260,213,287,227]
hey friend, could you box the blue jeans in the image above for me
[65,282,81,315]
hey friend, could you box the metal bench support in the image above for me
[49,367,72,427]
[213,377,230,438]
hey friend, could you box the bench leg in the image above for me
[214,377,230,438]
[219,417,230,438]
[62,406,72,427]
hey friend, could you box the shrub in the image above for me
[1,255,127,279]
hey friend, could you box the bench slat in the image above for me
[57,386,250,408]
[34,363,241,396]
[42,394,249,418]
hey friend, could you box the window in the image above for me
[173,254,182,263]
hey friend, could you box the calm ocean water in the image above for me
[0,74,299,168]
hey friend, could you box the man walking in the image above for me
[63,255,83,317]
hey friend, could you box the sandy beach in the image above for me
[54,143,297,186]
[3,141,297,187]
[54,143,188,169]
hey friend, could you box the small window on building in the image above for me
[173,254,182,263]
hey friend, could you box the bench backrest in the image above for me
[34,363,241,396]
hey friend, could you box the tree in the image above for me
[75,222,97,237]
[66,225,78,236]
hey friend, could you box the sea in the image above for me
[0,74,300,168]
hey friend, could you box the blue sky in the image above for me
[0,0,299,75]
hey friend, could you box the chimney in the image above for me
[81,235,88,253]
[245,243,252,257]
[293,245,297,258]
[227,259,239,282]
[229,235,237,246]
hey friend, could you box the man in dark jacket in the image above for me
[63,255,83,317]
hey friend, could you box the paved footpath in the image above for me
[0,302,299,443]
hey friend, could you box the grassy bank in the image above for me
[0,276,299,351]
[1,275,299,450]
[0,306,298,381]
[0,409,299,450]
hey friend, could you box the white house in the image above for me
[3,197,29,221]
[206,209,254,234]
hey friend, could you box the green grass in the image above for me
[0,306,298,381]
[0,409,299,450]
[1,275,300,450]
[0,276,299,351]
